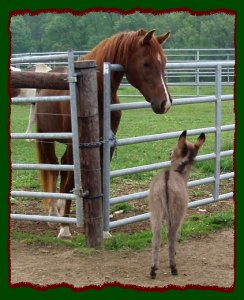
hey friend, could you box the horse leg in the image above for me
[57,145,74,239]
[36,140,59,221]
[26,104,36,141]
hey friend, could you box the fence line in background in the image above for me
[12,49,235,98]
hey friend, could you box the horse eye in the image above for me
[144,62,150,68]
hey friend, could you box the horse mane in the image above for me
[78,29,164,69]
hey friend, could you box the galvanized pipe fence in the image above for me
[12,48,235,62]
[12,49,234,98]
[10,52,84,226]
[10,54,235,235]
[103,60,235,231]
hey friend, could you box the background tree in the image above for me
[10,16,32,53]
[10,12,235,54]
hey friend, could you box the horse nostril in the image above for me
[160,101,165,113]
[151,99,167,114]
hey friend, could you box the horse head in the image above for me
[124,29,172,114]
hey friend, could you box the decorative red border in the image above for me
[8,6,237,293]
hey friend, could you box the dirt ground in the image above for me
[10,228,235,290]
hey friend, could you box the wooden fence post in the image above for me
[75,60,103,249]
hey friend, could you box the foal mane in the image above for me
[78,29,164,70]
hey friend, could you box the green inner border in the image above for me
[1,0,241,299]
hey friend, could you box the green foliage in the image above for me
[10,12,235,53]
[10,16,32,52]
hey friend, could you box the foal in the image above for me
[149,130,205,279]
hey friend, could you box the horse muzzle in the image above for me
[151,98,172,114]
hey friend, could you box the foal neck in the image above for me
[172,162,193,182]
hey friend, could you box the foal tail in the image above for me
[36,140,59,209]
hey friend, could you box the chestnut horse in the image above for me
[36,29,172,238]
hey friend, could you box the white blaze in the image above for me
[157,52,171,112]
[161,75,171,112]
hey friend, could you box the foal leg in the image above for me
[167,217,182,275]
[150,207,163,279]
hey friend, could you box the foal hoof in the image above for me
[57,226,71,239]
[171,266,178,276]
[150,266,158,279]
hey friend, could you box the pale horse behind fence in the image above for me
[11,64,52,139]
[149,130,205,279]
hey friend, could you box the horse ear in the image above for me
[142,29,156,45]
[195,133,206,149]
[157,32,170,44]
[137,28,147,36]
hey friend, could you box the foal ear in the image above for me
[179,130,187,140]
[157,32,170,44]
[142,29,156,45]
[195,133,206,149]
[178,130,187,148]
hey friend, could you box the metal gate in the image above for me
[102,60,235,231]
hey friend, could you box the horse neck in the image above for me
[82,36,134,102]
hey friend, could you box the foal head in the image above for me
[124,29,172,114]
[171,130,206,173]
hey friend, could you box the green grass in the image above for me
[110,203,134,214]
[105,207,234,251]
[12,206,234,251]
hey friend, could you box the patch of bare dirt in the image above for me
[10,229,235,289]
